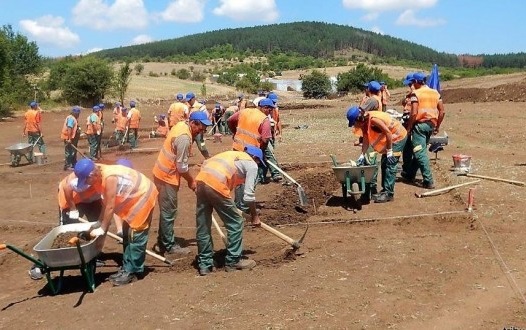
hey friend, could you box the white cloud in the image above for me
[86,47,103,54]
[131,34,153,45]
[342,0,437,12]
[72,0,148,30]
[213,0,279,22]
[370,26,384,35]
[160,0,206,23]
[19,15,80,48]
[395,9,446,27]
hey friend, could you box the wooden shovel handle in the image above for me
[466,173,525,186]
[0,244,6,250]
[212,215,228,246]
[260,221,296,246]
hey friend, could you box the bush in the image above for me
[134,63,144,75]
[176,68,190,80]
[148,71,159,77]
[301,70,331,99]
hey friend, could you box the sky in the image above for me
[1,0,525,58]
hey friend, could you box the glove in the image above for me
[356,154,366,166]
[386,149,397,165]
[90,227,105,237]
[68,209,79,220]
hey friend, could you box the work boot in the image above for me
[165,244,191,255]
[198,266,214,276]
[108,267,124,280]
[373,192,394,203]
[225,258,256,272]
[110,271,137,286]
[422,182,435,189]
[28,265,44,280]
[271,175,283,182]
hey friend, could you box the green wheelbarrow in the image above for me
[330,155,377,206]
[0,222,105,295]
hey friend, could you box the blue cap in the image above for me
[403,72,415,86]
[367,81,381,93]
[238,93,244,99]
[245,145,265,167]
[72,106,81,114]
[30,101,37,108]
[259,98,275,108]
[347,105,360,127]
[92,105,101,112]
[267,92,278,101]
[98,103,105,109]
[115,102,121,106]
[130,100,136,107]
[185,92,195,101]
[215,103,221,109]
[189,111,212,126]
[176,93,184,101]
[159,114,166,119]
[412,72,426,83]
[121,107,128,112]
[116,158,133,168]
[74,159,95,190]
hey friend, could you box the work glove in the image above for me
[386,149,397,165]
[356,154,366,166]
[68,209,80,220]
[90,227,105,237]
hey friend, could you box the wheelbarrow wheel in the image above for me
[351,183,360,201]
[11,154,20,167]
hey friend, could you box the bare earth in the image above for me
[1,72,526,329]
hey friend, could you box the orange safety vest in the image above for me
[57,173,100,210]
[152,121,192,186]
[60,115,78,140]
[98,164,158,230]
[366,111,407,154]
[196,151,253,198]
[116,114,128,131]
[128,108,141,129]
[85,113,101,135]
[156,121,169,136]
[113,106,121,123]
[232,107,267,151]
[24,109,40,133]
[413,86,440,126]
[168,102,188,126]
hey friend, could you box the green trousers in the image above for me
[379,136,407,197]
[154,177,179,251]
[196,183,245,269]
[64,134,79,169]
[401,133,413,175]
[28,132,46,160]
[128,128,139,148]
[194,132,210,158]
[259,141,281,182]
[223,111,234,135]
[122,211,152,274]
[87,134,99,159]
[405,122,434,185]
[364,147,378,198]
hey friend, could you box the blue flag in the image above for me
[427,64,440,93]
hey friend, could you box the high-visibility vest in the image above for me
[113,106,121,123]
[232,107,267,151]
[85,113,100,135]
[57,173,100,210]
[156,121,169,136]
[168,102,188,126]
[366,111,407,154]
[116,114,128,131]
[98,164,158,230]
[196,151,253,198]
[60,115,78,140]
[128,108,141,128]
[152,121,192,185]
[414,86,440,126]
[24,109,40,133]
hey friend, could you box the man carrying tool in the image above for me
[257,98,282,183]
[96,103,105,158]
[151,111,212,257]
[86,105,102,160]
[150,114,169,138]
[402,72,445,189]
[23,101,46,161]
[347,106,407,203]
[126,100,141,149]
[168,93,189,129]
[194,145,264,275]
[186,92,211,159]
[211,102,225,135]
[74,159,159,286]
[61,106,82,171]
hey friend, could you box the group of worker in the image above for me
[347,72,444,203]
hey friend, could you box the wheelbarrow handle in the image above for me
[0,243,45,268]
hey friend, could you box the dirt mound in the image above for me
[443,78,526,103]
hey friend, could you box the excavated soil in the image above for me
[51,232,90,249]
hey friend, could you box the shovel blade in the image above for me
[297,186,308,206]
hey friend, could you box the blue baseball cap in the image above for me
[176,93,184,101]
[259,98,275,108]
[245,145,265,167]
[412,72,427,83]
[159,114,166,119]
[367,81,381,93]
[29,101,38,108]
[116,158,133,168]
[72,106,81,114]
[347,105,360,127]
[238,93,244,99]
[130,100,136,107]
[74,159,95,190]
[403,72,415,86]
[115,102,121,106]
[189,111,212,126]
[98,103,105,109]
[215,103,221,109]
[185,92,195,101]
[92,105,101,112]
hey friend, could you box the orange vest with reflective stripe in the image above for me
[60,115,78,140]
[86,113,101,135]
[24,109,40,133]
[57,173,100,210]
[232,107,266,151]
[414,86,440,125]
[128,108,141,128]
[113,106,121,123]
[168,102,188,126]
[366,111,407,154]
[152,121,192,185]
[116,114,127,131]
[156,121,169,136]
[196,151,252,198]
[99,164,158,230]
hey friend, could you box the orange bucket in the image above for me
[452,154,471,171]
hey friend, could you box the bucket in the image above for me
[452,154,471,172]
[33,152,44,165]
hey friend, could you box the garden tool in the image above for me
[415,180,480,198]
[266,160,308,207]
[212,215,228,247]
[457,172,525,186]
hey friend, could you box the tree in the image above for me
[336,63,385,93]
[301,70,331,99]
[134,63,144,75]
[113,61,132,105]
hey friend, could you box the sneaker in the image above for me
[165,244,191,255]
[95,259,105,267]
[110,271,137,286]
[422,182,436,189]
[198,266,214,276]
[108,268,124,280]
[225,258,256,272]
[28,265,44,280]
[271,175,283,182]
[373,192,394,203]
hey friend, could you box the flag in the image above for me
[427,64,441,93]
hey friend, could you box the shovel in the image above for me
[266,160,308,207]
[118,127,129,151]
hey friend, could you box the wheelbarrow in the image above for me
[330,155,376,206]
[5,143,34,167]
[0,222,105,295]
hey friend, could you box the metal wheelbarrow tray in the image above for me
[332,164,377,202]
[1,222,105,294]
[5,142,33,167]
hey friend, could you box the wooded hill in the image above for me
[94,21,526,69]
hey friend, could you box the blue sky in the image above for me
[1,0,524,58]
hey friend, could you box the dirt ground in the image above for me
[1,73,526,329]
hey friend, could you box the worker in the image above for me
[257,98,283,183]
[127,100,141,149]
[86,105,102,160]
[267,92,283,142]
[353,83,371,146]
[96,103,105,158]
[237,93,247,111]
[61,106,82,171]
[194,146,264,275]
[401,73,415,175]
[223,102,237,135]
[401,72,445,189]
[347,106,407,203]
[167,93,189,129]
[114,107,128,143]
[252,90,267,109]
[380,82,391,112]
[185,92,210,159]
[23,101,46,161]
[211,103,225,135]
[74,159,159,286]
[150,114,169,138]
[112,102,122,125]
[151,111,212,256]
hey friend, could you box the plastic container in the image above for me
[33,152,44,165]
[452,154,471,172]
